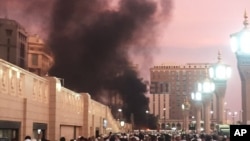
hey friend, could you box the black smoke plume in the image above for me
[0,0,172,127]
[48,0,172,127]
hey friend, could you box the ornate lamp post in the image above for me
[197,71,215,134]
[146,110,149,128]
[209,52,231,124]
[120,120,125,132]
[118,108,122,121]
[163,107,166,130]
[182,97,191,133]
[230,11,250,124]
[229,111,238,124]
[191,91,202,133]
[225,108,230,124]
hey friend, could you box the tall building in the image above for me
[149,63,216,122]
[0,18,28,69]
[27,34,54,76]
[148,93,170,128]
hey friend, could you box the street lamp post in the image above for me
[229,111,238,124]
[197,70,215,134]
[181,97,190,133]
[225,108,230,124]
[230,11,250,124]
[209,52,231,124]
[120,120,125,133]
[162,108,167,130]
[239,110,243,124]
[146,110,149,128]
[210,110,214,131]
[118,108,122,121]
[210,111,214,120]
[191,91,202,134]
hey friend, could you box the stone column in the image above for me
[204,98,211,134]
[236,54,250,124]
[196,106,201,134]
[182,97,190,133]
[215,82,227,124]
[184,110,189,133]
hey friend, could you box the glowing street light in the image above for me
[182,97,190,133]
[209,54,231,81]
[120,120,125,127]
[118,108,122,120]
[146,110,149,128]
[191,91,202,101]
[120,120,125,132]
[197,78,215,94]
[196,69,215,134]
[191,91,202,134]
[209,52,231,124]
[230,10,250,124]
[162,108,166,129]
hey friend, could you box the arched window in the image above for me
[177,123,181,130]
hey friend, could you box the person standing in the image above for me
[24,136,32,141]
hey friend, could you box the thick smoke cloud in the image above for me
[0,0,172,127]
[48,0,172,127]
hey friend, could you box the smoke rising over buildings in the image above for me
[0,0,172,126]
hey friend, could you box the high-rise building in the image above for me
[27,34,54,76]
[0,18,28,69]
[148,93,170,128]
[149,63,216,122]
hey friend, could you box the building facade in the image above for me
[27,34,54,76]
[148,94,170,129]
[0,18,28,69]
[149,63,217,127]
[0,59,129,141]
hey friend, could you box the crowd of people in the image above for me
[24,131,230,141]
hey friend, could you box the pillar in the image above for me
[184,110,189,133]
[196,106,201,134]
[204,98,211,134]
[237,55,250,124]
[215,82,227,124]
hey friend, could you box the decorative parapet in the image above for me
[0,59,49,104]
[0,59,124,139]
[60,87,83,115]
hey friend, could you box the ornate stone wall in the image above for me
[0,59,124,141]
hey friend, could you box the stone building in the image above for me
[0,18,28,69]
[27,34,54,76]
[149,63,217,130]
[0,59,130,141]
